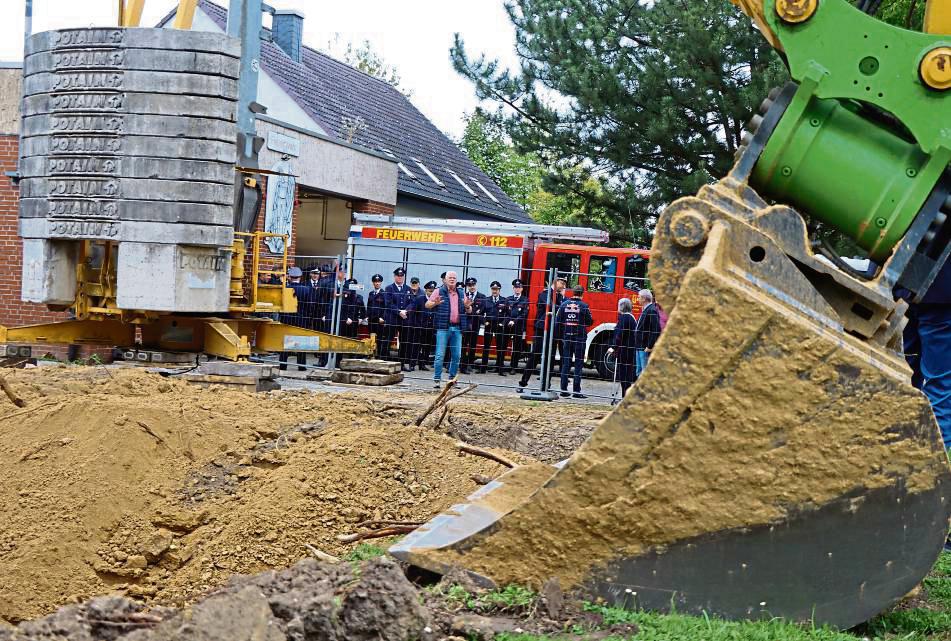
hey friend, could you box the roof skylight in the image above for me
[379,148,418,180]
[411,158,446,188]
[446,169,478,198]
[470,178,500,203]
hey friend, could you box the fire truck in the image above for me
[347,214,650,377]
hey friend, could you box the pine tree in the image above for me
[451,0,788,242]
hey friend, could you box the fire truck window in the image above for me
[588,256,616,293]
[624,255,648,291]
[545,252,580,288]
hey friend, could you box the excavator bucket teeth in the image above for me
[391,189,951,630]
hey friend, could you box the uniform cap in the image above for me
[512,279,523,287]
[393,267,406,276]
[490,281,502,289]
[371,274,383,282]
[345,278,358,285]
[424,280,437,289]
[309,266,321,274]
[288,266,303,277]
[440,272,447,280]
[555,273,568,282]
[465,277,477,286]
[410,276,420,284]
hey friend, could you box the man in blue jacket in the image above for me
[556,285,594,398]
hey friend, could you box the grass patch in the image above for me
[490,552,951,641]
[442,584,537,614]
[343,542,388,562]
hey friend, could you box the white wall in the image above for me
[170,8,326,135]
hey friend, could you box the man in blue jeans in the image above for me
[425,271,472,388]
[903,260,951,450]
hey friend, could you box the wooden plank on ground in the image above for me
[339,359,401,374]
[331,371,403,386]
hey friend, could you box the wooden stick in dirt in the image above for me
[415,378,456,426]
[337,525,418,543]
[456,442,516,469]
[303,543,341,563]
[0,375,25,408]
[444,383,478,403]
[355,519,424,529]
[431,405,450,431]
[0,400,62,424]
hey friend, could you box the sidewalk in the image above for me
[277,365,619,406]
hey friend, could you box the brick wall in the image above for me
[0,134,66,328]
[353,199,395,216]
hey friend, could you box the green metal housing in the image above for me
[751,0,951,259]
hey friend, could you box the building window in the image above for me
[411,158,446,188]
[446,169,479,198]
[470,178,500,204]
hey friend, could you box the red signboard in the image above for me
[361,226,524,249]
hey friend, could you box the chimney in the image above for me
[272,9,304,63]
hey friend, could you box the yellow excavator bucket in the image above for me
[391,177,951,629]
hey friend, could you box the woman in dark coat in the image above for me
[608,298,638,399]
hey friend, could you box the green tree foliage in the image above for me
[324,35,411,97]
[460,111,640,243]
[451,0,789,243]
[873,0,925,30]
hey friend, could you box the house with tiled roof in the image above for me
[158,0,531,261]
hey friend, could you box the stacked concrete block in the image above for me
[18,28,240,312]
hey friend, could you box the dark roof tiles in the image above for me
[190,0,530,223]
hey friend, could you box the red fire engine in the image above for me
[348,215,649,377]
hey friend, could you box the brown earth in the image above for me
[0,365,604,623]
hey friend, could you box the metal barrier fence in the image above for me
[262,248,662,404]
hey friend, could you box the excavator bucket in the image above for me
[391,178,951,630]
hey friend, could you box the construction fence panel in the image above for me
[257,249,661,402]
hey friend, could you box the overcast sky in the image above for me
[0,0,520,138]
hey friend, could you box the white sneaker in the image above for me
[433,381,441,389]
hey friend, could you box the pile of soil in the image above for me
[0,366,603,623]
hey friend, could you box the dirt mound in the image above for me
[0,367,536,622]
[440,403,601,463]
[0,557,426,641]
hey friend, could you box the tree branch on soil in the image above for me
[0,374,25,407]
[338,525,419,543]
[415,379,457,426]
[303,543,341,563]
[456,442,516,469]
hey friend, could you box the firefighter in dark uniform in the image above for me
[507,279,529,373]
[481,280,511,375]
[278,266,312,371]
[461,277,486,374]
[556,285,594,398]
[384,267,413,369]
[335,277,366,366]
[517,275,567,392]
[403,277,426,371]
[367,273,386,358]
[416,280,438,370]
[311,264,335,366]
